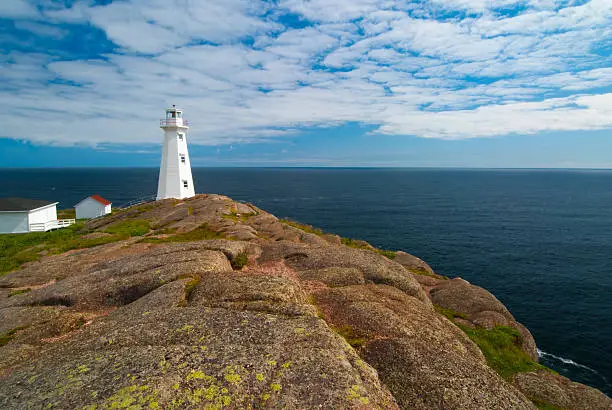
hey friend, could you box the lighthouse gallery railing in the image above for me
[160,119,190,126]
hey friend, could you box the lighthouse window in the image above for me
[180,154,186,164]
[178,133,184,141]
[183,180,188,188]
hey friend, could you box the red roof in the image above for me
[90,195,112,206]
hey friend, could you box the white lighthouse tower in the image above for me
[156,105,195,200]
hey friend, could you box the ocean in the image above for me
[1,167,611,396]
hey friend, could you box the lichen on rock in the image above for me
[0,194,609,409]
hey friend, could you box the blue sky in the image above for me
[1,0,611,167]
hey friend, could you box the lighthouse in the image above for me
[156,105,195,200]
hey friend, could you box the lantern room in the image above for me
[160,105,189,129]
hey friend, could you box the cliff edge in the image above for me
[0,194,610,409]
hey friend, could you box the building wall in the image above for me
[0,212,29,234]
[157,128,195,200]
[76,198,110,219]
[28,204,58,225]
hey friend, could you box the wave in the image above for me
[537,349,599,372]
[538,349,611,389]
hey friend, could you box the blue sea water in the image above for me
[1,167,611,396]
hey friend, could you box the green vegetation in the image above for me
[8,288,31,297]
[0,218,155,276]
[231,252,249,270]
[341,237,396,260]
[340,237,370,249]
[183,276,201,302]
[0,326,27,347]
[458,324,546,380]
[104,219,150,237]
[281,218,397,259]
[333,325,366,348]
[434,304,468,320]
[223,210,256,222]
[154,227,178,236]
[375,249,397,259]
[532,400,564,410]
[142,224,228,244]
[280,219,324,236]
[141,224,226,244]
[435,303,551,394]
[410,267,448,279]
[1,223,101,275]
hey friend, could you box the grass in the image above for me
[412,267,449,279]
[141,224,226,243]
[231,252,249,270]
[0,326,27,347]
[533,400,564,410]
[0,219,152,276]
[341,237,369,249]
[154,227,178,235]
[375,249,397,259]
[341,237,396,260]
[434,303,552,403]
[8,288,31,297]
[180,275,201,306]
[280,219,324,236]
[1,223,86,275]
[434,304,468,320]
[457,324,546,380]
[281,218,397,260]
[222,210,256,223]
[104,219,150,237]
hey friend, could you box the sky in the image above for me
[1,0,611,168]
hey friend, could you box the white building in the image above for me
[74,195,112,219]
[157,105,195,200]
[0,198,74,234]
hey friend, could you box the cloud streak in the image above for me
[0,0,611,146]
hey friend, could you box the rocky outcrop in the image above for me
[514,370,612,410]
[0,194,609,409]
[394,251,437,276]
[429,278,538,361]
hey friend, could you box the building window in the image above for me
[183,180,188,188]
[180,154,186,164]
[177,133,184,141]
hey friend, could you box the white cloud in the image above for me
[0,0,39,19]
[1,0,611,145]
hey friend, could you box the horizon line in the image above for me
[1,166,612,171]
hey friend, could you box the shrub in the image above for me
[231,252,249,270]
